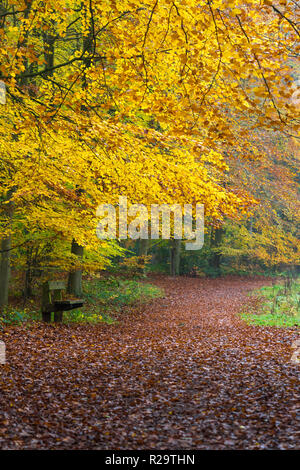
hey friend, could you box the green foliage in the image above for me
[241,279,300,328]
[62,308,114,325]
[63,278,163,324]
[0,277,164,326]
[78,277,163,321]
[0,307,39,326]
[241,311,300,328]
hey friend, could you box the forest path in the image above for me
[0,276,299,449]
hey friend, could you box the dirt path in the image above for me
[0,277,299,449]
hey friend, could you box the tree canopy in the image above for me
[0,0,299,288]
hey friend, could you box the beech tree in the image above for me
[0,0,299,303]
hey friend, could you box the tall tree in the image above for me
[0,0,299,301]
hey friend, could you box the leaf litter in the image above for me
[0,276,299,450]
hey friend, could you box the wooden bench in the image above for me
[41,281,84,323]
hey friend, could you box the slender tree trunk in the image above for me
[210,227,223,270]
[24,268,33,299]
[137,239,149,275]
[23,243,35,299]
[67,239,84,297]
[0,189,14,309]
[170,239,181,276]
[138,239,149,256]
[0,236,11,308]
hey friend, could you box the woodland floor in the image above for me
[0,276,299,450]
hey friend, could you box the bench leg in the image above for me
[54,311,63,323]
[42,311,51,323]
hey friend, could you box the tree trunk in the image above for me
[0,235,11,308]
[170,239,181,276]
[23,245,34,299]
[210,227,223,271]
[24,268,33,299]
[137,239,149,275]
[67,239,84,297]
[0,188,14,309]
[138,239,149,256]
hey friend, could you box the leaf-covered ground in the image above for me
[0,276,299,450]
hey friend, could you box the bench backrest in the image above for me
[47,281,66,291]
[42,281,66,311]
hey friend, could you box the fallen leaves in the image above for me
[0,276,299,449]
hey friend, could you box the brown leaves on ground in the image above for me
[0,276,299,450]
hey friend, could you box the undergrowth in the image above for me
[241,277,300,328]
[0,277,164,326]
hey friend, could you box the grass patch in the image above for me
[241,278,300,328]
[69,277,164,324]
